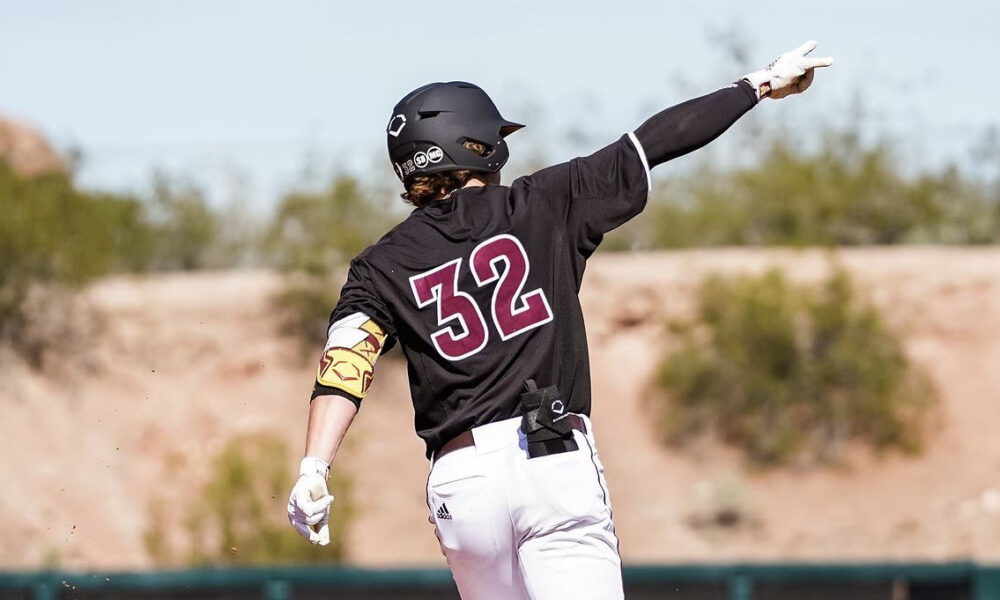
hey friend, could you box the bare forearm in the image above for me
[304,394,359,465]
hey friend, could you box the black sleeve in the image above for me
[524,135,650,261]
[634,80,758,167]
[327,258,397,343]
[522,80,757,264]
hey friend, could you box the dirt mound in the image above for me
[0,114,63,176]
[2,248,999,569]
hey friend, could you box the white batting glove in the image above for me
[287,456,334,546]
[743,40,834,100]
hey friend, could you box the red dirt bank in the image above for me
[2,248,998,569]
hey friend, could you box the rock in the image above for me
[0,114,63,176]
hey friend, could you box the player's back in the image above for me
[335,134,649,455]
[361,179,586,455]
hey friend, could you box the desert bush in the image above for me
[145,174,224,271]
[145,432,353,566]
[0,165,148,285]
[650,267,937,467]
[0,164,149,363]
[0,283,101,368]
[273,276,342,351]
[265,175,394,347]
[0,163,253,363]
[264,176,388,276]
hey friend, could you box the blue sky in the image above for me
[1,0,997,210]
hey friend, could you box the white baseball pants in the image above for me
[426,415,623,600]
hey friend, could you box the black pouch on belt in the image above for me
[519,379,578,458]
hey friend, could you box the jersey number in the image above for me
[409,234,553,361]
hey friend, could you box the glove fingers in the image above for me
[305,509,329,526]
[290,507,332,545]
[794,40,818,56]
[804,56,834,69]
[300,494,334,517]
[288,490,333,526]
[294,507,331,525]
[292,489,333,513]
[316,522,331,546]
[288,473,334,546]
[290,517,322,543]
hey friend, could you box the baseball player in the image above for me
[287,41,833,599]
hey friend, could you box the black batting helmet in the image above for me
[386,81,524,183]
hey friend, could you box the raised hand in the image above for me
[744,40,834,99]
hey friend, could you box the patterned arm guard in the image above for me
[312,312,388,406]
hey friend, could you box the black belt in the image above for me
[436,414,587,460]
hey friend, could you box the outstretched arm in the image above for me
[635,40,834,169]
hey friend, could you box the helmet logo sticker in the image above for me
[427,146,443,163]
[394,159,419,180]
[387,114,407,137]
[413,152,429,169]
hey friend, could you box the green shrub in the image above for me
[146,175,221,271]
[264,175,395,349]
[264,176,389,276]
[145,432,353,566]
[0,165,148,286]
[0,164,150,362]
[650,267,936,467]
[0,164,253,363]
[273,277,343,352]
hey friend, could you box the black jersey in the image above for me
[312,81,759,457]
[314,134,650,456]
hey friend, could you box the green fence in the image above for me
[1,562,998,599]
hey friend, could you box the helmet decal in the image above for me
[387,114,407,137]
